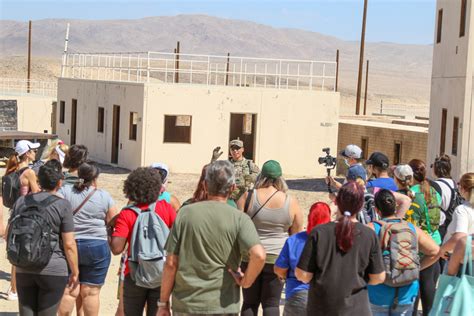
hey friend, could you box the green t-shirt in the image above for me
[166,200,261,314]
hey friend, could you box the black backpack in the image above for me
[7,194,60,270]
[2,167,28,208]
[438,179,465,228]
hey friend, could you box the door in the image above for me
[70,99,77,145]
[111,105,120,164]
[229,113,257,160]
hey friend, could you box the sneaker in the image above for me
[7,288,18,301]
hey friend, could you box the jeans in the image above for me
[241,262,284,316]
[76,238,111,286]
[370,303,414,316]
[123,274,160,316]
[16,273,68,316]
[283,290,308,316]
[413,261,440,316]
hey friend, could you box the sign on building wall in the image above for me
[176,115,192,127]
[243,113,252,135]
[0,100,18,131]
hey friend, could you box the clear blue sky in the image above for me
[0,0,436,45]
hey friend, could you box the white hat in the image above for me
[394,164,414,181]
[15,140,40,156]
[340,144,363,159]
[150,162,169,183]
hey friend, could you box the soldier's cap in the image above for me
[229,139,244,148]
[261,160,282,179]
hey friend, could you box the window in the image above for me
[129,112,138,141]
[452,117,459,156]
[460,0,467,37]
[59,101,65,123]
[361,137,369,159]
[163,115,192,143]
[97,107,105,133]
[440,108,447,154]
[394,142,402,165]
[437,9,443,43]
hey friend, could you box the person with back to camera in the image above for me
[238,160,304,316]
[211,139,260,201]
[367,189,439,316]
[7,160,79,316]
[58,162,118,316]
[274,202,331,316]
[62,144,89,185]
[150,163,181,211]
[326,144,367,190]
[365,152,398,191]
[295,181,386,316]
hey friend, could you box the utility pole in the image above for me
[225,53,230,86]
[61,23,70,78]
[174,41,180,83]
[335,49,340,92]
[355,0,368,115]
[363,60,369,115]
[27,20,32,93]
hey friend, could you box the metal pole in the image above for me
[225,53,230,86]
[356,0,368,115]
[335,49,340,92]
[363,59,369,115]
[61,23,70,77]
[175,41,180,83]
[27,20,32,93]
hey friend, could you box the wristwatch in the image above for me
[157,301,170,308]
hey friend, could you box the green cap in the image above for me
[261,160,282,179]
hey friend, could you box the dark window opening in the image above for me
[440,108,447,154]
[394,142,402,165]
[59,101,65,123]
[98,107,105,133]
[361,137,369,159]
[437,9,443,43]
[452,117,459,156]
[163,115,192,143]
[129,112,138,141]
[460,0,467,37]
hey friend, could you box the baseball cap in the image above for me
[150,162,169,183]
[261,160,282,179]
[340,144,363,159]
[347,164,367,181]
[15,140,40,156]
[229,139,243,148]
[394,164,414,182]
[366,152,390,169]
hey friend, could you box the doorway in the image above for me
[229,113,257,160]
[70,99,77,145]
[111,105,120,164]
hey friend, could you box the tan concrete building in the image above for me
[428,0,474,178]
[57,52,340,176]
[337,118,428,175]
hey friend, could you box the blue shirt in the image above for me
[366,177,398,191]
[368,219,419,306]
[275,232,309,299]
[158,191,171,203]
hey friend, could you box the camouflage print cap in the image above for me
[229,139,244,148]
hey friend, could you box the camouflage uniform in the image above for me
[230,157,260,201]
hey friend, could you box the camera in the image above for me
[318,147,337,169]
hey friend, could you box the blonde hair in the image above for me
[254,175,288,192]
[42,140,69,161]
[459,173,474,206]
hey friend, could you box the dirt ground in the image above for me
[0,166,333,315]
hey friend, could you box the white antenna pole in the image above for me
[61,23,70,77]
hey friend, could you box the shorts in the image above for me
[76,239,111,286]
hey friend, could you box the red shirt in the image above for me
[112,200,176,275]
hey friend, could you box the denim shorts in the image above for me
[76,239,111,286]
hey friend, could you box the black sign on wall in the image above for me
[0,100,18,131]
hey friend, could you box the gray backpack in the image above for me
[128,203,170,289]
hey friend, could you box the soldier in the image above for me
[211,139,259,201]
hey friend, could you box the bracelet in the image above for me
[157,301,170,308]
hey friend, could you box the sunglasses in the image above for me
[230,147,241,151]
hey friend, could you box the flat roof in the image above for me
[339,119,428,133]
[0,131,57,140]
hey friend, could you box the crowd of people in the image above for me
[1,138,473,316]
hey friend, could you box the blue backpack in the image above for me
[128,203,170,289]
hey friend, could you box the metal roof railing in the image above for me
[0,78,57,98]
[61,51,337,91]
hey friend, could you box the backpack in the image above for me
[128,203,170,289]
[437,179,465,227]
[2,167,28,208]
[374,219,420,287]
[358,191,379,224]
[7,194,60,269]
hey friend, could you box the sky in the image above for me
[0,0,437,45]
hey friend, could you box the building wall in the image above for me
[56,79,145,168]
[428,0,474,178]
[142,84,340,176]
[0,94,54,134]
[337,121,428,176]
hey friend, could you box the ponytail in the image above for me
[335,182,364,253]
[5,153,20,175]
[73,163,99,192]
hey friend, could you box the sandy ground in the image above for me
[0,166,333,315]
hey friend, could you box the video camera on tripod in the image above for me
[318,147,337,193]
